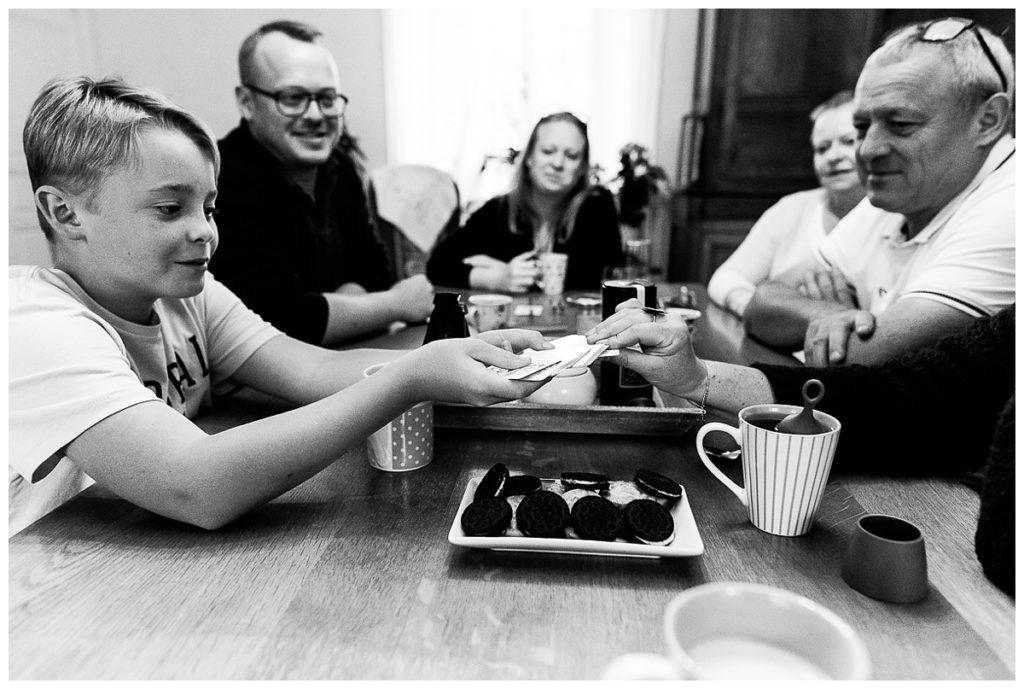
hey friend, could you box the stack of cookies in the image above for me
[460,463,682,546]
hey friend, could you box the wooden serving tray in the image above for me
[435,393,703,436]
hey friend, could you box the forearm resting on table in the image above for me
[834,298,976,366]
[656,361,775,417]
[334,281,368,296]
[65,365,423,530]
[743,282,846,348]
[703,361,775,415]
[469,263,524,293]
[322,290,407,344]
[707,267,756,317]
[468,267,495,290]
[722,285,755,318]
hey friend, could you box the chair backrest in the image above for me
[369,164,460,280]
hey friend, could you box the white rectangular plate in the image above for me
[448,478,704,558]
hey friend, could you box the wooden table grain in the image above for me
[8,285,1014,679]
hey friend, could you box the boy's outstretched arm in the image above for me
[63,332,547,530]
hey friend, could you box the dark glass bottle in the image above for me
[423,292,470,344]
[599,279,658,406]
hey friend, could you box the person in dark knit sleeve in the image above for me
[586,303,1015,596]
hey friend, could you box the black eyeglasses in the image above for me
[244,83,348,118]
[917,17,1008,93]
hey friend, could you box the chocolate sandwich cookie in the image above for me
[461,497,513,536]
[474,463,509,502]
[571,496,623,542]
[560,471,611,491]
[634,468,683,501]
[500,474,542,496]
[560,488,597,510]
[622,499,675,546]
[515,490,570,538]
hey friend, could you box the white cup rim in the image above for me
[663,581,871,680]
[738,403,841,434]
[468,293,514,306]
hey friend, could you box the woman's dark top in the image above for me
[753,305,1015,596]
[426,186,623,290]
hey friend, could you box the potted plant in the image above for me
[613,142,669,234]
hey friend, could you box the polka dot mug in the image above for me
[363,363,434,472]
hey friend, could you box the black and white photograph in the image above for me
[7,5,1016,681]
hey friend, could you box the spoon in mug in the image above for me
[775,379,828,435]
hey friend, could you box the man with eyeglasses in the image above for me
[743,17,1014,368]
[210,20,434,345]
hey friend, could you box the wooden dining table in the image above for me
[8,285,1014,680]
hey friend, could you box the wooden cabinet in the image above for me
[699,10,881,199]
[693,220,752,286]
[669,8,1015,283]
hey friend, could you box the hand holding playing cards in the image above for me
[484,335,611,382]
[399,330,550,406]
[584,300,708,400]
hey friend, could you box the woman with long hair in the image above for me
[427,112,623,292]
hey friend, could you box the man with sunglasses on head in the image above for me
[210,20,434,346]
[744,18,1014,367]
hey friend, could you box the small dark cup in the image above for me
[841,514,928,604]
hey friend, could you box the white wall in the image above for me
[8,8,387,266]
[8,8,700,266]
[655,9,701,187]
[9,10,100,267]
[80,9,388,159]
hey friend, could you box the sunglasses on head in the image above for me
[902,17,1009,93]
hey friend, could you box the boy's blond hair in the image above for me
[23,76,220,240]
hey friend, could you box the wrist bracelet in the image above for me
[696,365,711,415]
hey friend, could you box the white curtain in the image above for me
[382,8,666,205]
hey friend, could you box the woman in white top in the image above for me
[708,91,865,317]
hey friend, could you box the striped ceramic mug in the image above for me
[696,404,841,537]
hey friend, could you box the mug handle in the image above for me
[695,423,748,506]
[465,306,479,334]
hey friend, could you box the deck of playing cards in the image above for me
[488,335,616,382]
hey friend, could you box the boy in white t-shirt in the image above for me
[9,76,549,535]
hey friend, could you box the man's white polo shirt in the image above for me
[814,134,1015,318]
